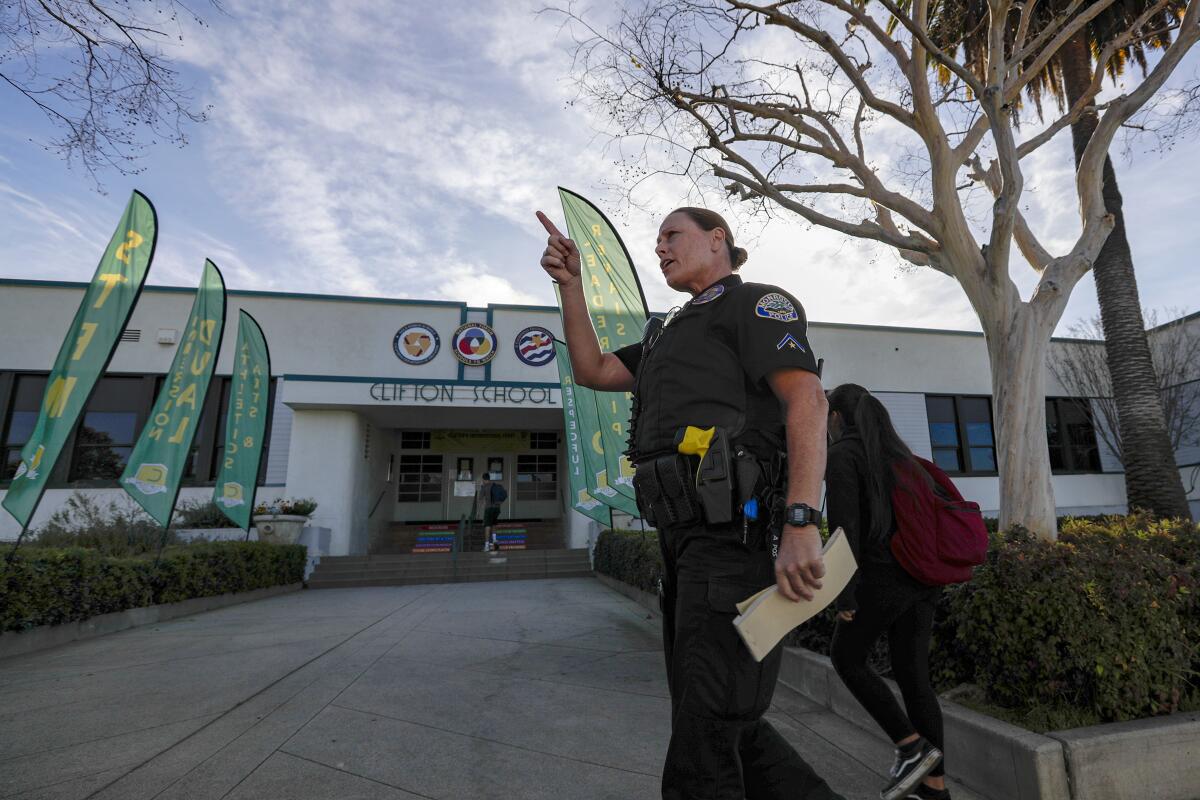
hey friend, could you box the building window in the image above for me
[2,374,47,481]
[1046,399,1101,472]
[398,455,443,502]
[517,454,558,501]
[530,431,558,449]
[925,395,996,474]
[68,376,148,482]
[208,378,274,484]
[400,430,431,450]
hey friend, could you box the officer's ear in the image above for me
[710,226,726,254]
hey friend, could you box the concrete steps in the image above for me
[307,548,592,588]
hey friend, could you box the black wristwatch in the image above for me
[784,503,822,529]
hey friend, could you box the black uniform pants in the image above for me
[657,521,845,800]
[829,561,945,777]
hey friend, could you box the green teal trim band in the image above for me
[283,374,559,388]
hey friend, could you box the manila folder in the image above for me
[733,527,858,662]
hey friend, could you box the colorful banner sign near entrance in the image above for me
[121,261,227,527]
[2,191,157,530]
[213,311,272,530]
[557,188,649,505]
[554,341,637,520]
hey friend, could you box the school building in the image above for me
[1,278,1197,553]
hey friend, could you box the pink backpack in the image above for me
[889,457,989,585]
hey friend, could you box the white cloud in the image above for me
[435,270,541,308]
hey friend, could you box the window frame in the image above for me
[1045,397,1103,474]
[397,454,444,503]
[516,453,558,501]
[924,393,998,476]
[0,371,275,489]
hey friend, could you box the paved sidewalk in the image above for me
[0,578,982,799]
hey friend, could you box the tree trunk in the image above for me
[1060,33,1193,520]
[985,302,1059,539]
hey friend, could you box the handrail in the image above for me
[367,490,387,519]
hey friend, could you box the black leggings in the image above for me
[830,561,945,777]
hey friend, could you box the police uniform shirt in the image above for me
[614,274,819,461]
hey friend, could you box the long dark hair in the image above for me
[827,383,926,538]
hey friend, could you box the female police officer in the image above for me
[537,206,844,800]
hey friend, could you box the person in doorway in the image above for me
[825,383,948,800]
[537,206,844,800]
[481,476,507,552]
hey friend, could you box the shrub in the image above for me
[172,498,237,530]
[593,528,662,594]
[30,492,177,556]
[0,541,306,632]
[939,519,1198,724]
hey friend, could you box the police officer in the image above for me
[537,206,843,800]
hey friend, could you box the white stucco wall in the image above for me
[284,409,365,555]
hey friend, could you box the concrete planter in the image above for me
[779,647,1200,800]
[252,514,308,544]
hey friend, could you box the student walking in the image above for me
[825,383,949,800]
[481,477,507,552]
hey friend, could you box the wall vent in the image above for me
[120,329,141,342]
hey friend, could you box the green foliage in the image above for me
[0,541,306,633]
[30,492,177,556]
[593,528,663,594]
[944,517,1199,724]
[171,498,236,530]
[597,516,1200,731]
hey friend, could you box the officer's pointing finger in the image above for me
[536,210,565,239]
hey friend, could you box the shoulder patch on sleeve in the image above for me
[776,333,807,352]
[755,292,799,322]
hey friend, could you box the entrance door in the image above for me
[447,455,479,521]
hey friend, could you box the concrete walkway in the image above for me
[0,578,983,799]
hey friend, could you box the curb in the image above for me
[779,648,1071,800]
[595,572,660,615]
[0,582,304,661]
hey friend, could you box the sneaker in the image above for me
[881,738,943,800]
[903,784,950,800]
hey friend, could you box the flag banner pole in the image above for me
[121,261,227,528]
[554,341,627,524]
[556,188,650,512]
[2,191,158,532]
[213,311,272,531]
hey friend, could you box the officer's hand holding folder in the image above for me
[734,528,857,662]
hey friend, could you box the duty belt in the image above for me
[633,454,701,528]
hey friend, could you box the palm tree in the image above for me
[906,0,1193,520]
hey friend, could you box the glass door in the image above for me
[447,455,479,521]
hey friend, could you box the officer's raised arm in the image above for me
[535,210,635,392]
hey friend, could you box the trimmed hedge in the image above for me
[593,528,663,595]
[594,516,1200,729]
[0,541,306,633]
[938,517,1199,724]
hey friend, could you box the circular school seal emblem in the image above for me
[514,326,556,366]
[393,323,441,365]
[452,322,498,366]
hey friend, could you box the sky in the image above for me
[1,0,1197,335]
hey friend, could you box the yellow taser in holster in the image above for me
[675,425,734,524]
